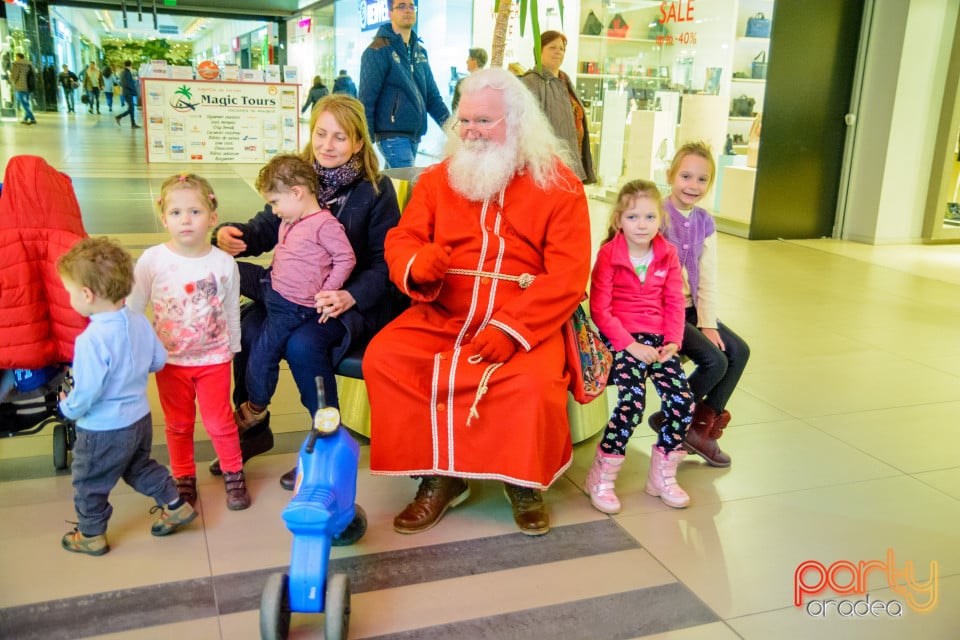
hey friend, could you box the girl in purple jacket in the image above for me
[587,180,695,513]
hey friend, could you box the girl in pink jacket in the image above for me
[587,180,694,512]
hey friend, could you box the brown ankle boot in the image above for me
[223,470,251,510]
[393,476,470,534]
[682,404,732,467]
[175,475,197,507]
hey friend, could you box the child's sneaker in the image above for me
[150,501,198,537]
[234,401,267,432]
[62,527,110,556]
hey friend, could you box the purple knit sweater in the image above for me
[661,199,715,309]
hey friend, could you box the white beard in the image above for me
[447,138,521,202]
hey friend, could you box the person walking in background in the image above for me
[57,237,198,556]
[301,75,330,116]
[115,60,140,129]
[58,64,79,113]
[102,65,117,113]
[520,31,596,184]
[332,69,357,98]
[83,61,103,115]
[10,53,37,125]
[451,47,487,112]
[359,1,449,169]
[587,180,694,513]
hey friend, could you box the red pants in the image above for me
[155,362,242,476]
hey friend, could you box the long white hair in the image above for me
[444,67,574,191]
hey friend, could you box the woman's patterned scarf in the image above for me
[314,154,363,207]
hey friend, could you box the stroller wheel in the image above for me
[260,572,291,640]
[53,423,69,470]
[324,573,350,640]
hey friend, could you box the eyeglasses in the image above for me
[393,3,417,11]
[453,116,505,133]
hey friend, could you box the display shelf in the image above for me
[728,116,756,122]
[579,35,660,46]
[731,77,765,84]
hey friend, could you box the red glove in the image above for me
[471,326,517,363]
[410,243,452,284]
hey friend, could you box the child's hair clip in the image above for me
[178,174,188,182]
[156,197,162,205]
[208,193,216,200]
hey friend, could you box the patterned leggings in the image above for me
[600,332,694,455]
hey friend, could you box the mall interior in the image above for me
[2,0,960,638]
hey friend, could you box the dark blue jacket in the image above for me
[358,24,449,142]
[333,75,358,98]
[214,174,407,362]
[120,67,137,97]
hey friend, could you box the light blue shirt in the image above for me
[60,307,167,431]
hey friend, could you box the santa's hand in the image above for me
[471,327,517,363]
[410,243,452,284]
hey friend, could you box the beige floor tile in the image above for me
[727,573,960,639]
[740,350,960,417]
[0,491,209,606]
[806,402,960,473]
[349,548,677,638]
[914,466,960,501]
[85,616,224,640]
[637,622,742,640]
[616,475,960,620]
[568,420,899,513]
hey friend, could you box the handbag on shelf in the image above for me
[730,95,755,117]
[752,51,768,79]
[607,13,630,38]
[562,301,612,405]
[648,20,669,39]
[745,12,771,38]
[582,10,603,36]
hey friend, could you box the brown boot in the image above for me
[223,470,251,510]
[233,401,267,433]
[682,404,732,467]
[175,476,197,507]
[393,476,470,534]
[503,483,550,535]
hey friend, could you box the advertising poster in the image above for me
[143,79,300,163]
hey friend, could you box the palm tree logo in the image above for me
[170,85,198,111]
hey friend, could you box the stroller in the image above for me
[1,366,77,469]
[0,155,89,469]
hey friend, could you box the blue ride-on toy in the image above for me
[260,378,367,640]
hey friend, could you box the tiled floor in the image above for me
[2,109,960,639]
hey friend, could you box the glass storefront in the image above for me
[571,0,773,224]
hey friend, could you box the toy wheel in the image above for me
[53,423,68,470]
[332,504,368,547]
[260,572,291,640]
[324,573,350,640]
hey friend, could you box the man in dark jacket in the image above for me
[114,60,140,129]
[359,2,449,168]
[332,70,358,98]
[58,64,79,113]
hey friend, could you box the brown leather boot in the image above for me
[503,483,550,535]
[223,470,251,510]
[175,475,197,507]
[682,404,732,467]
[393,476,470,534]
[209,421,274,476]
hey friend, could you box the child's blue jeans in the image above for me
[72,413,179,536]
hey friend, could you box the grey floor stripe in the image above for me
[364,583,720,640]
[0,520,638,639]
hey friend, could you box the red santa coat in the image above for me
[0,155,88,369]
[364,158,591,488]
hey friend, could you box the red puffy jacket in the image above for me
[0,155,88,369]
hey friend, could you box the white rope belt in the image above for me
[445,269,536,289]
